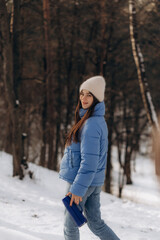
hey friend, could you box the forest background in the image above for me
[0,0,160,197]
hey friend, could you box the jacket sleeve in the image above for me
[69,120,101,197]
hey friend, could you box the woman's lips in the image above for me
[82,102,88,105]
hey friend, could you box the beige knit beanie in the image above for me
[79,76,106,102]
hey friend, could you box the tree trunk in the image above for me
[100,0,107,75]
[39,94,47,167]
[129,0,159,130]
[4,114,13,154]
[102,2,115,194]
[124,145,132,185]
[104,73,116,193]
[42,0,56,170]
[129,0,160,178]
[152,124,160,177]
[0,0,24,179]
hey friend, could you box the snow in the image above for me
[0,227,43,240]
[111,148,160,207]
[0,151,160,240]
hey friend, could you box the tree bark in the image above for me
[129,0,160,178]
[129,0,159,130]
[0,0,24,179]
[104,72,116,193]
[42,0,56,170]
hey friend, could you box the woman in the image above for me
[59,76,120,240]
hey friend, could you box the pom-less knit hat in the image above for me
[79,76,106,102]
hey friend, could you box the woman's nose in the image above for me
[82,95,87,100]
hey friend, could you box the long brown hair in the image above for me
[65,93,99,147]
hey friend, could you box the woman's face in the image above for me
[80,89,94,109]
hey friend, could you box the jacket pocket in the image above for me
[70,152,81,168]
[60,153,69,169]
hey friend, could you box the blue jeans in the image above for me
[64,185,120,240]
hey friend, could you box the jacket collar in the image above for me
[79,101,105,118]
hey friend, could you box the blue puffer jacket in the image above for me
[59,101,108,197]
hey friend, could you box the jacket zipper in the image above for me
[71,153,74,168]
[69,149,74,168]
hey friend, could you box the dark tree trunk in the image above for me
[40,94,47,167]
[4,114,13,154]
[104,73,116,193]
[42,0,56,170]
[0,0,24,179]
[124,146,132,185]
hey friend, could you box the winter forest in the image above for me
[0,0,160,239]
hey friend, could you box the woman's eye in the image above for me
[80,93,92,97]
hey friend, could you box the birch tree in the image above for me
[129,0,159,128]
[129,0,160,177]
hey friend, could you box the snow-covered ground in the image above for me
[0,151,160,240]
[111,148,160,207]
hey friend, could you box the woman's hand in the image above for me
[66,192,82,206]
